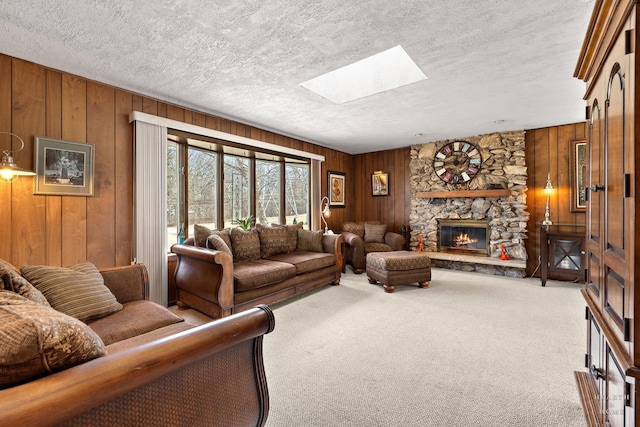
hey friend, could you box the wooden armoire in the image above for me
[573,1,640,426]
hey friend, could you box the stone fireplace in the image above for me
[437,219,490,255]
[409,131,529,277]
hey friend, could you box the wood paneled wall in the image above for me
[525,122,586,276]
[0,54,351,269]
[0,53,585,276]
[350,147,412,234]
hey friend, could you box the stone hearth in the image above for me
[409,131,529,277]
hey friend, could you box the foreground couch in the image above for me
[341,221,406,273]
[0,261,275,427]
[171,223,343,318]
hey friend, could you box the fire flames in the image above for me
[453,233,478,247]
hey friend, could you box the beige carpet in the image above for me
[174,267,586,426]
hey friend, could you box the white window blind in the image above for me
[133,120,168,305]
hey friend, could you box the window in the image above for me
[223,154,250,228]
[188,147,218,233]
[167,133,310,250]
[166,141,180,250]
[256,159,281,225]
[285,163,309,226]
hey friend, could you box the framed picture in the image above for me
[569,139,587,212]
[371,171,389,196]
[328,171,345,207]
[34,137,94,196]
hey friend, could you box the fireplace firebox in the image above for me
[437,219,490,256]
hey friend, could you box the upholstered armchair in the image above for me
[341,221,406,274]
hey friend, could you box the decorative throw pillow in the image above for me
[0,259,50,306]
[296,229,324,252]
[272,223,303,253]
[364,223,387,243]
[256,224,291,258]
[194,224,232,249]
[342,222,365,240]
[206,234,234,261]
[230,228,261,261]
[21,262,123,323]
[0,291,105,389]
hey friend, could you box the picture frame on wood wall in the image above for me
[328,171,345,207]
[371,171,389,196]
[33,137,94,196]
[569,139,587,212]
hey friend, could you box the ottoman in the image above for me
[366,251,431,293]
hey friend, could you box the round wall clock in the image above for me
[433,141,482,184]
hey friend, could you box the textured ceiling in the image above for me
[0,0,595,154]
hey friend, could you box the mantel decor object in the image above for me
[34,137,94,196]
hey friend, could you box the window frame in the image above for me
[167,129,313,245]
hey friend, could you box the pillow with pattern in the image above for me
[0,291,105,389]
[0,259,50,306]
[256,224,291,258]
[230,228,261,262]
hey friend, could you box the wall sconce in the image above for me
[0,132,35,183]
[320,196,333,234]
[542,172,555,226]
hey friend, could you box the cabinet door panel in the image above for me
[604,66,625,260]
[587,252,601,300]
[604,268,625,333]
[588,101,602,246]
[605,348,627,427]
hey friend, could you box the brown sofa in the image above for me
[171,224,343,318]
[0,262,274,427]
[341,221,406,274]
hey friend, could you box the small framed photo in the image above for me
[328,171,345,207]
[371,171,389,196]
[569,139,587,212]
[34,137,94,196]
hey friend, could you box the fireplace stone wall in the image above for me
[409,131,529,277]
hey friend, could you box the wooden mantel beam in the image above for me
[416,189,511,199]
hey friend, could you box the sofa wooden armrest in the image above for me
[1,305,275,427]
[170,244,235,319]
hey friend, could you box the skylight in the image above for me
[301,45,427,104]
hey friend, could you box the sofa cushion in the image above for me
[233,260,296,292]
[0,291,105,389]
[194,224,232,249]
[87,300,184,346]
[206,234,234,260]
[364,223,387,243]
[104,321,196,355]
[256,224,291,258]
[296,229,323,252]
[21,262,123,323]
[0,259,50,306]
[267,251,336,275]
[230,228,261,262]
